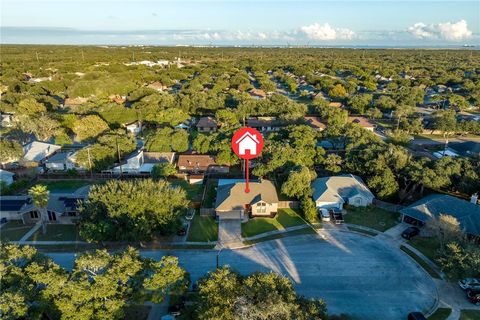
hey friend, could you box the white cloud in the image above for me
[408,20,472,41]
[300,22,355,40]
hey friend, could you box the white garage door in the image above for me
[218,210,243,220]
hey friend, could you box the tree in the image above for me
[348,94,372,114]
[328,84,348,99]
[367,169,399,199]
[79,179,189,241]
[0,139,23,163]
[281,166,316,199]
[300,196,318,223]
[28,185,49,234]
[171,129,189,152]
[72,115,109,142]
[366,107,383,119]
[324,154,342,173]
[374,95,396,111]
[433,109,457,155]
[425,214,464,253]
[17,98,46,115]
[152,162,177,179]
[191,267,327,320]
[438,242,480,279]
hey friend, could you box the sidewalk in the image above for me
[18,223,42,243]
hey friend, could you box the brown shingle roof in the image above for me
[215,179,278,211]
[348,116,375,128]
[196,117,217,129]
[177,154,217,171]
[304,116,327,130]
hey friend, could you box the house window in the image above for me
[30,211,39,219]
[256,202,266,214]
[47,211,57,221]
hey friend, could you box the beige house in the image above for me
[215,179,278,220]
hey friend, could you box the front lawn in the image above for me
[241,208,306,238]
[343,206,400,232]
[28,224,84,242]
[460,310,480,320]
[38,180,91,193]
[0,221,34,241]
[170,180,203,201]
[187,214,218,242]
[428,308,452,320]
[408,236,440,262]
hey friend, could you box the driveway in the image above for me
[46,230,436,319]
[218,219,242,246]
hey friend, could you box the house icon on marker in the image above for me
[235,132,260,156]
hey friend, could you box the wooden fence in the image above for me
[199,208,215,216]
[278,201,300,209]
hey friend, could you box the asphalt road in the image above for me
[46,230,437,320]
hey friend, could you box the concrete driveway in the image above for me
[218,219,242,245]
[47,230,437,320]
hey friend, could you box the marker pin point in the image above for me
[231,127,264,193]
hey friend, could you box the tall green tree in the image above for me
[28,185,49,234]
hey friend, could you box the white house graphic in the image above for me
[235,132,260,156]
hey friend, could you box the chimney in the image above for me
[471,193,479,205]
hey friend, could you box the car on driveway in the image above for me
[459,278,480,291]
[318,208,330,222]
[467,289,480,305]
[401,226,420,240]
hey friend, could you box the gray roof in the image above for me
[215,179,278,211]
[449,141,480,157]
[400,194,480,236]
[44,152,71,164]
[23,141,61,162]
[0,193,86,214]
[312,174,374,203]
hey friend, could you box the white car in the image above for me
[318,208,330,222]
[459,278,480,291]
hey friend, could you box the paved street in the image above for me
[46,230,437,320]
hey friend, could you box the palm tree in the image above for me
[28,185,49,235]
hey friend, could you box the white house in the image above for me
[124,121,142,136]
[235,132,260,156]
[44,151,84,171]
[0,169,14,186]
[312,174,375,210]
[23,141,61,164]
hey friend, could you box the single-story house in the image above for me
[0,193,86,224]
[304,116,327,131]
[124,120,142,136]
[348,116,375,131]
[248,88,267,99]
[109,150,175,174]
[0,112,14,128]
[147,81,169,91]
[177,154,228,174]
[23,141,61,164]
[246,117,285,133]
[328,102,343,108]
[44,151,85,171]
[312,174,375,210]
[64,97,89,107]
[215,179,279,220]
[0,169,15,186]
[109,94,126,104]
[400,194,480,238]
[196,117,218,133]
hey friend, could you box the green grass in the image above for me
[202,179,218,207]
[187,214,218,242]
[347,226,378,236]
[243,227,317,245]
[241,208,306,238]
[400,245,441,279]
[408,236,440,262]
[0,221,34,241]
[170,180,203,201]
[460,310,480,320]
[428,308,452,320]
[343,206,400,232]
[38,180,91,193]
[28,224,84,242]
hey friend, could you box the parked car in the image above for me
[466,289,480,305]
[318,208,330,222]
[401,226,420,240]
[176,226,187,236]
[407,312,427,320]
[459,278,480,291]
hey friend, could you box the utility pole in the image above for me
[116,137,123,176]
[87,147,93,179]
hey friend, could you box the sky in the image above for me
[1,0,479,46]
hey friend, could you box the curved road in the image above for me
[46,230,437,320]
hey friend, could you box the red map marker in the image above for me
[231,127,264,193]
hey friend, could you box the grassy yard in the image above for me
[408,236,440,262]
[428,308,452,320]
[187,214,218,242]
[343,206,400,232]
[28,224,84,242]
[38,180,91,193]
[241,208,306,238]
[460,310,480,320]
[170,180,203,201]
[0,221,34,241]
[243,227,318,245]
[400,245,441,279]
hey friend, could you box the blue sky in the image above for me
[1,0,479,45]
